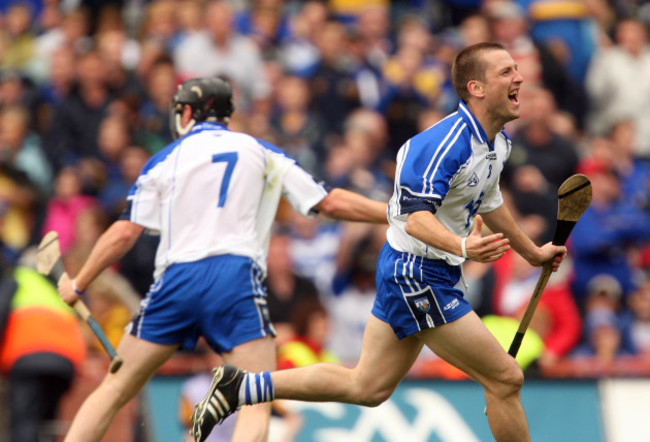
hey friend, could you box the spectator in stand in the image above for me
[96,114,132,183]
[277,298,339,370]
[354,3,392,72]
[45,51,114,171]
[235,0,291,57]
[485,0,588,129]
[570,158,650,308]
[377,15,435,147]
[173,0,271,112]
[0,163,39,252]
[269,74,326,178]
[512,0,600,84]
[42,166,98,256]
[95,27,142,101]
[33,47,76,135]
[571,274,636,361]
[137,0,181,54]
[0,69,32,110]
[0,3,36,72]
[99,144,149,221]
[265,233,321,345]
[285,209,342,296]
[279,0,328,76]
[586,18,650,159]
[307,20,361,137]
[624,276,650,356]
[458,13,491,47]
[327,223,386,364]
[35,8,93,64]
[604,120,650,214]
[0,105,53,195]
[324,111,393,199]
[138,56,177,153]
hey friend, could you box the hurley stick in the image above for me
[508,174,592,357]
[36,231,124,373]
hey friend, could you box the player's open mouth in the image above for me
[508,90,519,104]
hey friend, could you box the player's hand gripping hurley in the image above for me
[36,231,124,373]
[508,174,592,357]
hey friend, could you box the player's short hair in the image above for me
[170,77,235,139]
[452,42,506,102]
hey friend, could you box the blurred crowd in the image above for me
[1,0,650,412]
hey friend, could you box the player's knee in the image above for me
[355,385,394,407]
[102,376,138,408]
[491,360,524,398]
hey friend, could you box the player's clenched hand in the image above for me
[464,215,510,262]
[57,275,80,306]
[530,242,567,271]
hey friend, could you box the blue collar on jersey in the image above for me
[190,121,228,134]
[457,101,489,146]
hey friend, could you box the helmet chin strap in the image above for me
[175,114,196,138]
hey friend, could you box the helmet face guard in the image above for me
[170,77,235,140]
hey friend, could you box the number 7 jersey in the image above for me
[123,122,328,280]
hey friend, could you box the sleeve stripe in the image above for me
[423,122,467,193]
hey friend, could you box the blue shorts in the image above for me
[130,254,275,353]
[372,243,472,339]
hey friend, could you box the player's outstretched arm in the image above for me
[481,204,565,268]
[314,188,388,224]
[58,220,144,305]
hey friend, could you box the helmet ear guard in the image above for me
[169,77,235,140]
[171,111,196,139]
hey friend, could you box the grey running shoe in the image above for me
[190,364,246,442]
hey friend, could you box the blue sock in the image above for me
[239,372,274,406]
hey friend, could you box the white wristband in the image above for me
[461,237,469,259]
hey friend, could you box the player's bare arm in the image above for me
[481,204,566,270]
[58,220,144,305]
[314,188,388,224]
[405,210,510,262]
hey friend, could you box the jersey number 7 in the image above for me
[211,152,238,207]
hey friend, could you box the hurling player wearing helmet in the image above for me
[57,77,388,441]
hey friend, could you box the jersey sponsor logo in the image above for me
[414,297,430,313]
[486,152,497,160]
[443,298,460,311]
[468,172,479,187]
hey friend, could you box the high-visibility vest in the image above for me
[278,338,339,369]
[0,267,86,373]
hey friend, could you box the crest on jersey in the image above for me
[468,172,479,187]
[414,297,430,313]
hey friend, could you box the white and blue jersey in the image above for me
[122,122,328,352]
[124,121,328,281]
[387,100,511,265]
[373,102,512,337]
